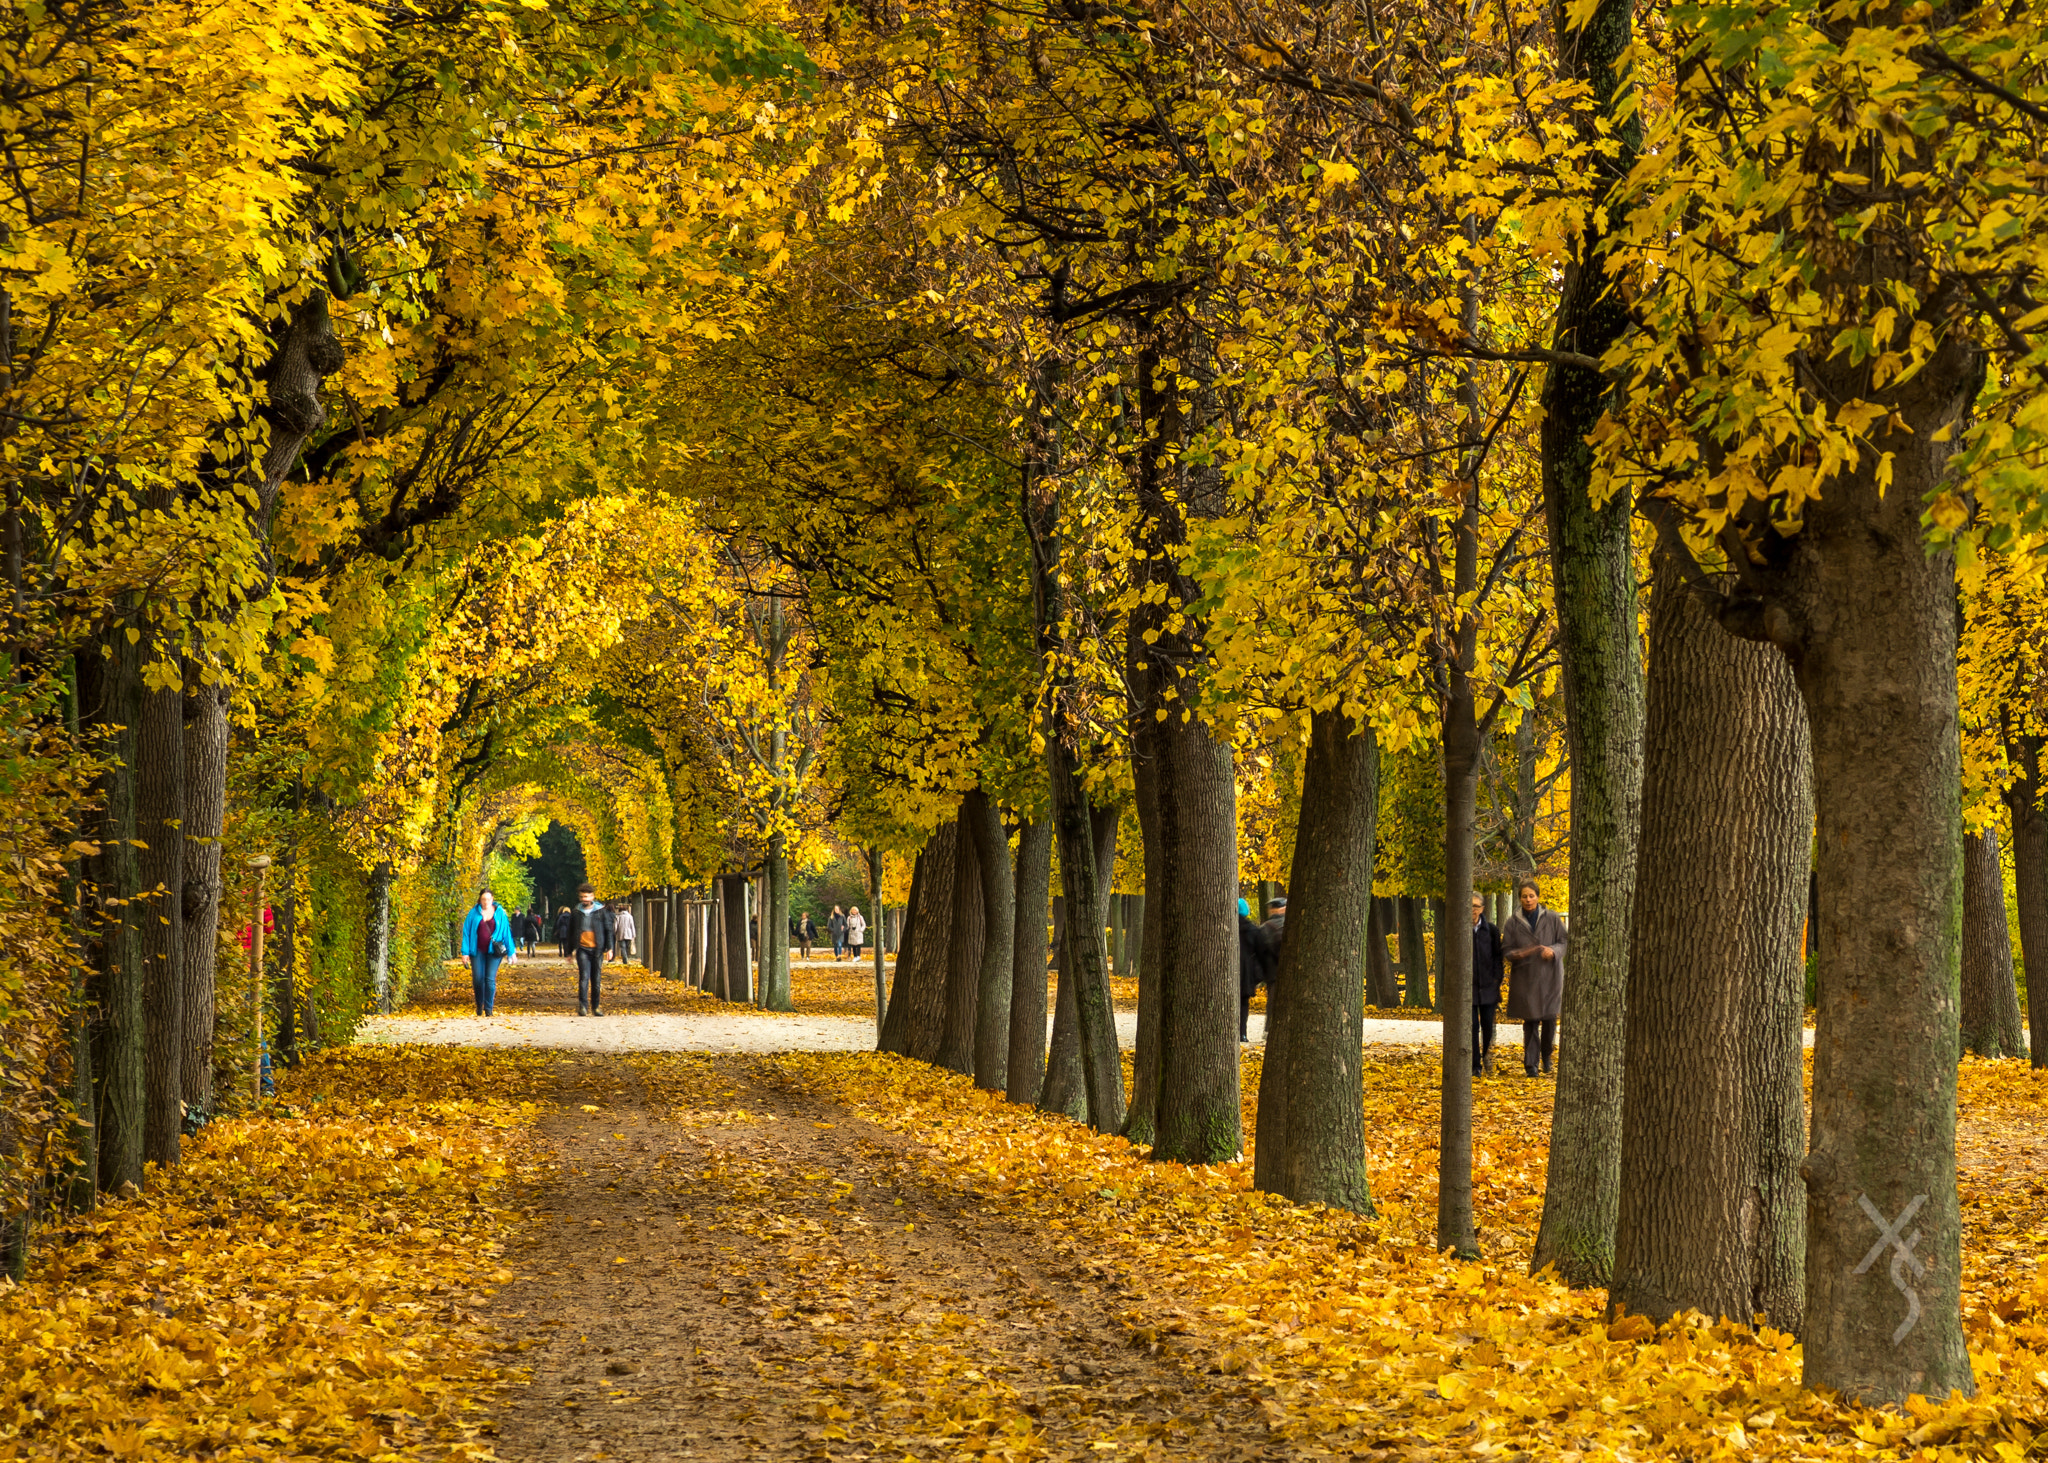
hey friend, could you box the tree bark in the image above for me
[138,647,185,1170]
[178,668,227,1121]
[1040,895,1086,1120]
[720,873,752,1003]
[938,807,988,1074]
[1366,899,1400,1008]
[965,791,1015,1090]
[1531,0,1647,1291]
[1960,827,2024,1059]
[1255,708,1377,1211]
[2006,735,2048,1070]
[81,628,144,1194]
[1397,897,1428,1007]
[900,825,961,1064]
[1438,706,1480,1253]
[1124,735,1166,1146]
[1786,414,1974,1401]
[762,837,792,1011]
[367,861,394,1015]
[1609,567,1809,1333]
[880,849,928,1052]
[1007,818,1053,1103]
[271,842,298,1068]
[1046,744,1124,1132]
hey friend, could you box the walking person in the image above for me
[1503,881,1567,1077]
[1470,893,1506,1077]
[613,901,637,964]
[798,911,816,959]
[525,908,542,956]
[828,905,846,959]
[1237,898,1265,1043]
[554,903,574,959]
[462,889,516,1017]
[846,905,867,960]
[569,883,616,1016]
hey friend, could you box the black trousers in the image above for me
[1523,1017,1556,1073]
[577,947,605,1012]
[1472,1004,1496,1070]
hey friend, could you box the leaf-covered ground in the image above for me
[0,1046,551,1461]
[14,1024,2048,1461]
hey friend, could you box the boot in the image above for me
[578,1000,589,1016]
[1482,1050,1494,1077]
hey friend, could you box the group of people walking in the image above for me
[1235,879,1567,1075]
[462,884,634,1018]
[794,905,867,960]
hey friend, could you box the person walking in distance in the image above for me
[798,910,816,959]
[1237,898,1265,1043]
[829,904,847,959]
[570,884,616,1016]
[845,905,867,960]
[463,889,516,1017]
[1470,893,1507,1077]
[613,900,637,964]
[1503,880,1567,1076]
[554,903,574,959]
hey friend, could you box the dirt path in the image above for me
[477,1053,1283,1462]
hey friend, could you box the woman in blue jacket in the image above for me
[462,889,517,1016]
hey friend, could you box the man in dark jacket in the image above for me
[569,883,616,1016]
[554,904,573,958]
[1470,893,1507,1077]
[1237,900,1264,1042]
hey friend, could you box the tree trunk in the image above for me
[367,861,394,1015]
[1397,897,1428,1007]
[1041,894,1085,1120]
[1255,708,1377,1211]
[1437,703,1480,1255]
[870,849,889,1041]
[138,654,185,1170]
[1787,418,1973,1401]
[1124,894,1146,984]
[271,845,299,1068]
[1531,0,1647,1291]
[81,629,144,1194]
[2006,735,2048,1070]
[937,808,987,1074]
[762,837,792,1011]
[1148,707,1241,1165]
[720,874,751,1003]
[178,668,227,1121]
[965,791,1015,1090]
[1008,820,1054,1104]
[1609,567,1809,1333]
[880,850,928,1052]
[1366,899,1400,1008]
[1960,827,2024,1059]
[1046,741,1124,1132]
[1124,741,1165,1146]
[900,826,961,1064]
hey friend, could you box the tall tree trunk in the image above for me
[367,861,394,1015]
[869,849,888,1041]
[1046,743,1124,1132]
[178,669,227,1121]
[1397,897,1427,1007]
[1366,899,1400,1008]
[1786,417,1973,1402]
[81,629,144,1194]
[137,648,185,1170]
[1960,827,2024,1059]
[901,826,961,1064]
[1610,567,1809,1333]
[61,663,94,1211]
[1008,820,1054,1103]
[2006,735,2048,1070]
[965,791,1015,1089]
[1040,896,1086,1121]
[720,874,752,1003]
[1124,735,1166,1145]
[1531,0,1647,1290]
[938,808,987,1074]
[762,837,792,1012]
[1254,708,1377,1211]
[1438,703,1481,1254]
[880,850,928,1053]
[271,840,298,1068]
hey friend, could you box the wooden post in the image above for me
[245,855,271,1105]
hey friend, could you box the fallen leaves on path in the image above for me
[0,1046,550,1461]
[762,1049,2048,1461]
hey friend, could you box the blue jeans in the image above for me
[470,954,502,1015]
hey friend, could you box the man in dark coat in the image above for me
[569,883,616,1016]
[1237,900,1264,1042]
[554,904,574,958]
[1503,880,1568,1076]
[1470,893,1507,1077]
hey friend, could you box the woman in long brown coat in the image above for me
[1503,880,1568,1077]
